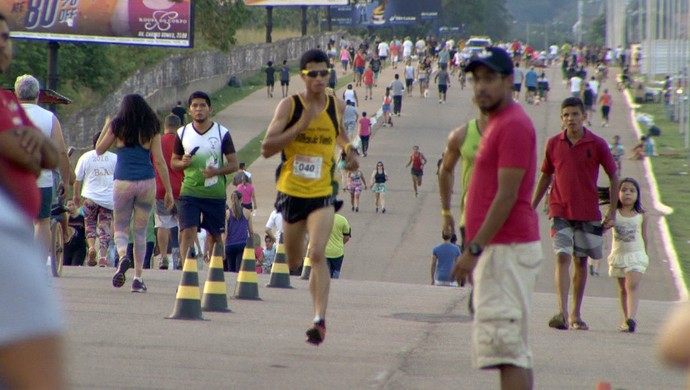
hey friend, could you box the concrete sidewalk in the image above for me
[58,267,685,389]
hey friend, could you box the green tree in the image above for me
[196,0,250,51]
[587,12,606,46]
[439,0,511,41]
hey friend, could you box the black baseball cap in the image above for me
[465,47,514,75]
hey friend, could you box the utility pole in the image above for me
[265,6,273,44]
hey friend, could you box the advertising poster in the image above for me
[330,0,441,26]
[2,0,193,47]
[245,0,348,5]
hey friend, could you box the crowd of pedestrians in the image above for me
[2,11,685,387]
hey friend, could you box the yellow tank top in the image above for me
[276,94,340,198]
[460,119,481,226]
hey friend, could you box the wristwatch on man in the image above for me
[468,242,483,256]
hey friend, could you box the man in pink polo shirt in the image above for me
[450,47,542,390]
[532,97,619,332]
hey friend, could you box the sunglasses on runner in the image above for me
[301,69,330,78]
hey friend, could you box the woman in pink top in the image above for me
[358,112,372,157]
[233,173,256,233]
[340,47,352,74]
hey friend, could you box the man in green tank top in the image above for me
[439,107,489,245]
[438,107,488,315]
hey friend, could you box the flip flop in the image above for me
[548,313,568,330]
[570,320,589,331]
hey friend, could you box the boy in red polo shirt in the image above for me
[532,97,619,331]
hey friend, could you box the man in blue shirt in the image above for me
[525,66,538,104]
[431,232,461,286]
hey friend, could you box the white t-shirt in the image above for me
[415,39,426,53]
[74,150,117,210]
[22,104,56,188]
[569,76,583,93]
[404,65,415,80]
[549,45,559,56]
[589,80,600,95]
[377,42,389,57]
[343,89,356,105]
[265,210,283,243]
[402,40,414,57]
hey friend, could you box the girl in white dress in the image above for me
[608,178,648,333]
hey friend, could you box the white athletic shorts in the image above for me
[472,241,542,369]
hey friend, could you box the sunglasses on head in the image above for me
[301,69,330,78]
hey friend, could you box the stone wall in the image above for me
[64,32,342,149]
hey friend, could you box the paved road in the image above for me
[55,58,689,389]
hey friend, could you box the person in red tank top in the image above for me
[153,114,185,269]
[405,145,427,197]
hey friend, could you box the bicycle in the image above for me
[49,146,75,277]
[49,188,67,277]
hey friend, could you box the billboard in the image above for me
[245,0,347,5]
[330,0,440,26]
[2,0,193,48]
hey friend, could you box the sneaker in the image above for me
[306,320,326,346]
[376,207,378,213]
[626,318,636,333]
[112,256,131,288]
[98,257,108,267]
[131,278,147,293]
[382,208,386,213]
[159,257,169,270]
[355,207,359,212]
[87,249,97,267]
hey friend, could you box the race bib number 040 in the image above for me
[293,155,322,180]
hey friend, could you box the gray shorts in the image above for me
[154,199,179,229]
[551,217,603,259]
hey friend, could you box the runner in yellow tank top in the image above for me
[276,94,340,198]
[262,49,359,346]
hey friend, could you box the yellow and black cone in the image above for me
[202,242,231,312]
[266,236,293,289]
[166,249,206,320]
[233,236,261,300]
[300,255,312,280]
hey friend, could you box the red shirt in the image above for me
[363,69,374,85]
[465,103,539,244]
[0,91,40,218]
[541,128,617,221]
[354,53,366,68]
[358,117,371,137]
[155,132,183,199]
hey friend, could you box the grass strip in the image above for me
[635,102,690,284]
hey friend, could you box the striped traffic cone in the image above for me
[266,236,293,288]
[233,236,261,300]
[300,255,312,280]
[166,249,205,320]
[201,242,231,312]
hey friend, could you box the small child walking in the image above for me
[608,177,648,333]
